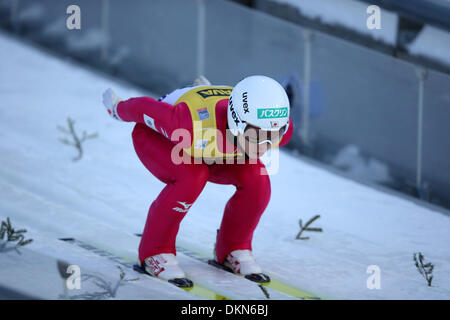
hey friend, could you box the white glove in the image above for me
[102,88,123,121]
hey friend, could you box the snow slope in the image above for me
[0,31,449,299]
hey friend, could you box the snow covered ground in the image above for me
[1,30,450,299]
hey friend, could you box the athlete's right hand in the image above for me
[102,88,123,121]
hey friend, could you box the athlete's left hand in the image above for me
[102,88,122,121]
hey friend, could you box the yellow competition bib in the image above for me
[174,86,243,161]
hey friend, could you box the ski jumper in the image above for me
[116,85,294,264]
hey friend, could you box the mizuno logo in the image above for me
[160,127,169,139]
[172,201,193,213]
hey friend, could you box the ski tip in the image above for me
[245,273,271,284]
[169,278,194,288]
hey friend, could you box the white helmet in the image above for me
[227,75,290,136]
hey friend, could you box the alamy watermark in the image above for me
[66,264,82,290]
[66,5,81,30]
[366,265,381,290]
[366,5,381,30]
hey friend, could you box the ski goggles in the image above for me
[243,122,288,145]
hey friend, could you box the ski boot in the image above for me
[134,253,193,288]
[210,249,271,283]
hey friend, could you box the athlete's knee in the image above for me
[176,163,210,193]
[253,174,271,209]
[238,166,271,208]
[239,163,271,188]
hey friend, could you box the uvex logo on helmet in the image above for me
[228,96,240,126]
[242,92,249,114]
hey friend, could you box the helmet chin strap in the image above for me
[225,122,239,147]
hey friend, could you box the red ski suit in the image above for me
[116,86,293,263]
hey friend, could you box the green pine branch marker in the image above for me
[0,217,33,247]
[413,252,434,287]
[296,215,323,240]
